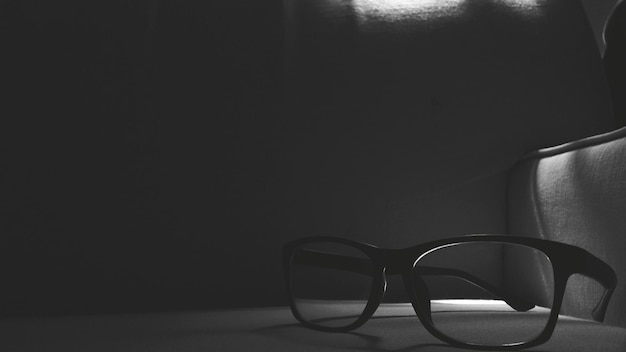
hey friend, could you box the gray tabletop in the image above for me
[2,304,625,351]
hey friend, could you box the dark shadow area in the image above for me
[253,319,453,352]
[604,0,626,127]
[252,315,553,352]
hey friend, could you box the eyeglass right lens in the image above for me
[413,241,555,347]
[289,241,374,328]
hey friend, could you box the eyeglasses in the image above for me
[282,235,616,350]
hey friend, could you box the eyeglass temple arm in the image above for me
[292,248,535,312]
[411,266,535,311]
[576,251,617,322]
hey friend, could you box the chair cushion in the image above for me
[508,127,626,328]
[2,305,625,351]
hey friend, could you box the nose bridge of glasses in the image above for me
[377,250,433,319]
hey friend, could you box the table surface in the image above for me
[1,304,625,351]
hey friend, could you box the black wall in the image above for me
[0,0,618,316]
[2,0,284,316]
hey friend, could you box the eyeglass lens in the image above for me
[414,242,555,346]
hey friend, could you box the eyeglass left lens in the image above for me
[289,241,374,328]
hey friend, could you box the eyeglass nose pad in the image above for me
[403,271,432,320]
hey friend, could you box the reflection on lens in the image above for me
[413,242,554,346]
[289,241,374,328]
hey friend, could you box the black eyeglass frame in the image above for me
[283,235,617,350]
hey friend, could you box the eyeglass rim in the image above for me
[282,234,616,350]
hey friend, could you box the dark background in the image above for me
[0,0,619,317]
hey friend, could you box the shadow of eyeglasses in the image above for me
[252,314,552,352]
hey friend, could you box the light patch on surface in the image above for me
[353,0,467,21]
[434,299,510,306]
[432,299,518,312]
[352,0,545,22]
[497,0,545,16]
[432,299,551,314]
